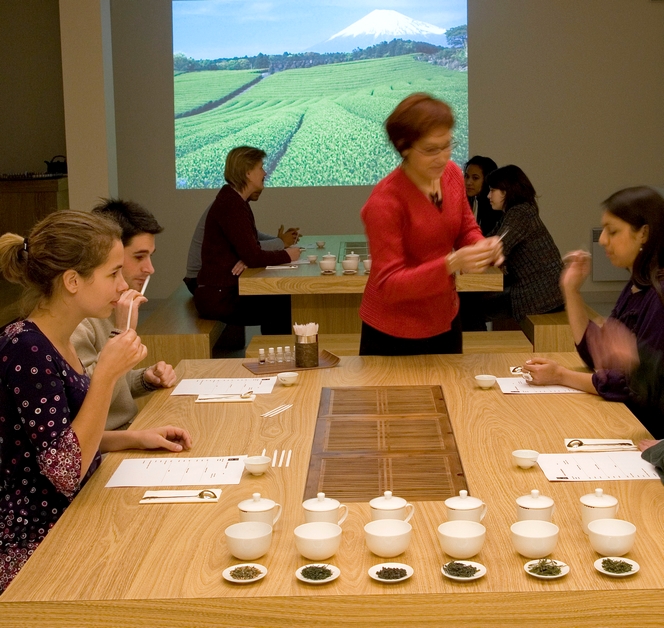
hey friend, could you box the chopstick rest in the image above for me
[139,489,222,504]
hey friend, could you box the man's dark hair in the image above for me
[91,198,163,245]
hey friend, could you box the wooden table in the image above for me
[239,235,504,333]
[2,353,662,627]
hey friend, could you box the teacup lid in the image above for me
[238,492,276,512]
[302,492,340,512]
[580,488,618,508]
[516,489,554,509]
[369,490,406,510]
[445,490,484,511]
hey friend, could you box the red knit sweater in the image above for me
[359,162,483,339]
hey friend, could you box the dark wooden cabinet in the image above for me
[0,177,69,236]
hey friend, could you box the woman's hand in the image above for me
[451,239,503,274]
[560,250,591,294]
[278,225,300,246]
[143,361,177,388]
[131,426,193,452]
[231,260,248,276]
[95,330,147,384]
[638,439,660,452]
[587,318,639,371]
[522,357,565,386]
[114,289,147,331]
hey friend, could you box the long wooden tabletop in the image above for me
[2,353,662,628]
[238,235,504,295]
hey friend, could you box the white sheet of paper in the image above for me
[496,377,585,394]
[537,452,659,481]
[106,455,247,487]
[172,377,276,396]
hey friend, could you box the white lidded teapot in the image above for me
[238,493,282,526]
[579,488,619,534]
[445,490,487,522]
[302,492,348,525]
[369,490,415,522]
[516,489,555,522]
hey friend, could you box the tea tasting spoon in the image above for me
[142,489,217,500]
[567,439,634,448]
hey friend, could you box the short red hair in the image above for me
[385,93,455,155]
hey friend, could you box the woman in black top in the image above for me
[484,165,565,324]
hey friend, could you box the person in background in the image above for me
[193,146,300,334]
[183,203,300,294]
[524,186,664,439]
[0,211,192,593]
[71,199,176,431]
[483,165,565,326]
[464,155,500,236]
[359,93,503,356]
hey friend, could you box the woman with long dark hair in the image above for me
[464,155,500,236]
[524,186,664,438]
[484,165,565,324]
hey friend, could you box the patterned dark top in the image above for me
[0,320,101,593]
[489,203,565,320]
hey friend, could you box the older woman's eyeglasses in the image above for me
[413,140,458,157]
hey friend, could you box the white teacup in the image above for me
[321,253,336,261]
[587,518,636,556]
[362,258,372,272]
[444,490,487,523]
[243,455,270,475]
[316,241,325,248]
[341,259,358,272]
[319,259,336,272]
[475,374,496,389]
[293,522,342,560]
[510,520,559,558]
[516,489,555,522]
[364,519,412,558]
[512,449,539,469]
[225,521,273,560]
[307,254,318,263]
[277,371,298,386]
[238,493,282,526]
[437,520,486,559]
[303,492,349,525]
[580,489,619,534]
[369,491,415,523]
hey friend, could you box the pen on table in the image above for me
[272,450,278,467]
[286,450,292,467]
[278,450,285,467]
[261,448,266,457]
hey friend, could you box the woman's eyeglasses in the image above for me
[413,141,458,157]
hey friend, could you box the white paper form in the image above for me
[106,455,247,487]
[537,452,660,482]
[496,377,585,394]
[172,377,276,396]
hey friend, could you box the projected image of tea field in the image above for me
[175,56,467,188]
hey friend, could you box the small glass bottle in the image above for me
[267,347,275,364]
[258,348,266,364]
[276,346,284,362]
[284,346,292,362]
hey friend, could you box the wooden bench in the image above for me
[245,330,532,358]
[522,306,601,352]
[136,284,227,368]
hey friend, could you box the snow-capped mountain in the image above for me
[307,10,447,54]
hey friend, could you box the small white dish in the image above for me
[222,563,267,584]
[368,562,413,583]
[594,557,639,577]
[475,374,496,389]
[342,269,357,275]
[441,560,487,581]
[524,559,569,580]
[295,564,341,584]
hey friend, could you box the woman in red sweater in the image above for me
[359,94,503,356]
